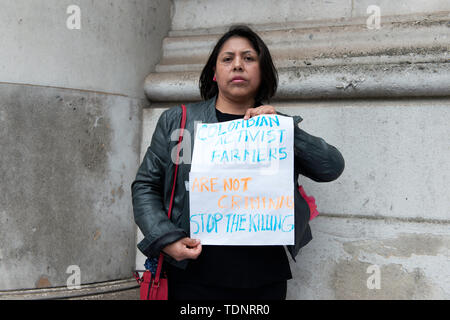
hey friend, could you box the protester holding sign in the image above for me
[131,25,345,300]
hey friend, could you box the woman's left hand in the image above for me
[243,105,276,120]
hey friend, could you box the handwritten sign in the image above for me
[189,114,294,245]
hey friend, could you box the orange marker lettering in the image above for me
[211,178,218,192]
[200,177,210,192]
[240,177,252,191]
[218,195,228,208]
[231,195,241,209]
[192,178,200,192]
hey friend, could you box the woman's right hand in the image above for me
[162,237,202,262]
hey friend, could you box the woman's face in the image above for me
[214,36,261,102]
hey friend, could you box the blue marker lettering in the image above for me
[282,215,294,232]
[260,116,269,127]
[279,147,287,160]
[243,149,250,161]
[238,214,246,231]
[266,130,275,143]
[220,150,229,162]
[211,150,220,163]
[269,115,280,127]
[231,149,240,161]
[249,130,260,142]
[227,121,235,132]
[199,213,207,233]
[237,130,245,142]
[231,214,239,232]
[268,148,277,161]
[225,213,233,232]
[257,149,265,162]
[266,215,273,231]
[190,214,200,234]
[223,132,233,144]
[278,129,286,143]
[197,125,208,141]
[214,213,223,232]
[208,124,218,138]
[218,124,227,136]
[256,214,261,232]
[274,214,282,231]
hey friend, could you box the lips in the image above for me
[231,76,247,83]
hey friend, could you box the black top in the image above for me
[166,108,292,288]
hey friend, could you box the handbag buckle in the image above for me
[133,271,143,284]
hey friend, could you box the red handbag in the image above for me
[134,267,168,300]
[298,185,319,220]
[133,104,187,300]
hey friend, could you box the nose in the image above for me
[232,56,243,71]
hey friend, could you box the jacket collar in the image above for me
[202,95,219,123]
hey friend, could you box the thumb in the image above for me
[183,237,200,247]
[243,108,253,120]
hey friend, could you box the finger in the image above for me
[265,106,276,114]
[179,244,202,260]
[174,242,202,261]
[182,237,200,248]
[187,243,202,259]
[259,105,276,114]
[243,108,254,120]
[244,106,274,120]
[252,107,266,117]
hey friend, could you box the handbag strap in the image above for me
[154,104,187,285]
[167,104,187,220]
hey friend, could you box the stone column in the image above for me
[0,0,172,299]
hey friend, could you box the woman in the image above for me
[132,25,345,300]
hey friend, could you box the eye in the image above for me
[222,57,232,62]
[245,56,255,61]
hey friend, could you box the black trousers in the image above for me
[168,280,287,301]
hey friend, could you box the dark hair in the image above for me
[199,25,278,104]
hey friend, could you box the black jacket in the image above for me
[131,95,345,270]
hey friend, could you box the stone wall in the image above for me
[0,0,172,292]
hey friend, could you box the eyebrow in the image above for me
[221,50,255,55]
